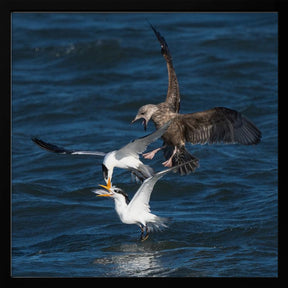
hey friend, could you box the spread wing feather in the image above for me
[127,165,179,215]
[118,120,171,157]
[150,24,180,113]
[180,107,261,145]
[32,137,106,156]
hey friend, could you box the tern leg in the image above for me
[162,146,177,167]
[140,225,145,241]
[142,145,166,160]
[141,226,149,242]
[139,225,149,242]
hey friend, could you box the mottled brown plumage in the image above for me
[132,25,261,175]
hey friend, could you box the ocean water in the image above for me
[11,12,278,277]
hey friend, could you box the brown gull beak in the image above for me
[131,116,147,131]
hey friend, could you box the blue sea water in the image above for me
[11,12,278,277]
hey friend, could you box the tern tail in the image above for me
[147,216,169,232]
[131,163,155,182]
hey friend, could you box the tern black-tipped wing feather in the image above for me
[32,137,106,156]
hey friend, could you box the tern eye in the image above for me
[114,189,130,204]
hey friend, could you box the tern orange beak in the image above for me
[96,193,112,197]
[97,177,112,196]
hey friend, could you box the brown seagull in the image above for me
[132,25,261,175]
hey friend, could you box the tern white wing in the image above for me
[117,120,171,159]
[32,137,106,156]
[127,165,176,215]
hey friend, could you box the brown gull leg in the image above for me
[143,147,163,159]
[162,147,177,167]
[142,145,166,160]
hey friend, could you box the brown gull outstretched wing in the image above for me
[180,107,262,145]
[150,24,180,113]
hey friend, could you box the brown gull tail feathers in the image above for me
[163,145,199,175]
